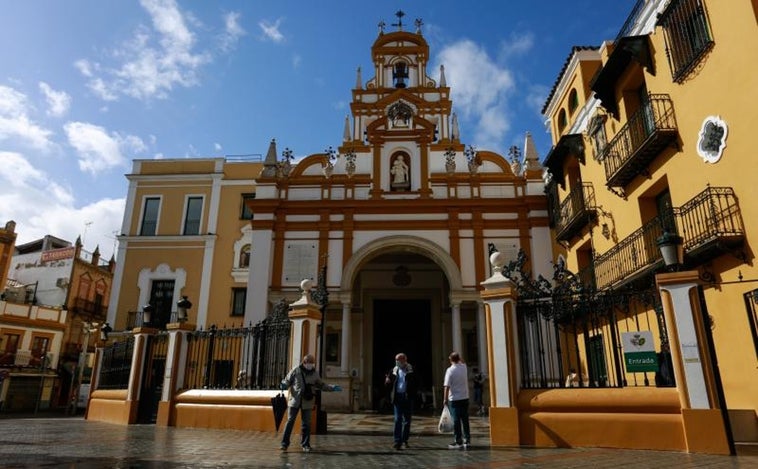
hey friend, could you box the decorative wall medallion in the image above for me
[696,115,728,164]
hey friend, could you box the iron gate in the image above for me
[502,250,673,389]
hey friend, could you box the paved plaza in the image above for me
[0,414,756,468]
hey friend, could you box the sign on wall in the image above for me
[621,331,658,373]
[283,242,317,284]
[41,247,75,262]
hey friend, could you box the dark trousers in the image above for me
[449,398,471,444]
[392,392,413,444]
[281,405,312,448]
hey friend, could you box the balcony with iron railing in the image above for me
[593,187,744,290]
[553,183,598,242]
[600,94,679,189]
[72,297,106,316]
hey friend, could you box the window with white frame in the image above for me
[183,196,203,235]
[139,197,160,236]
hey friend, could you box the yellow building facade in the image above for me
[542,0,757,444]
[107,158,263,332]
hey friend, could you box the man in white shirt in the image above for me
[443,351,471,449]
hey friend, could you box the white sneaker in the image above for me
[302,446,311,452]
[448,443,462,450]
[463,443,471,450]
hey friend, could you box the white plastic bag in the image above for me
[438,405,453,433]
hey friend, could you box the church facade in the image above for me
[245,22,549,410]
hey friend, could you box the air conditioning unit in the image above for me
[56,277,69,288]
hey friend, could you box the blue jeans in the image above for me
[449,399,470,445]
[393,392,413,444]
[281,405,312,448]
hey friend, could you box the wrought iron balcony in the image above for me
[553,183,597,242]
[600,94,678,189]
[72,297,106,316]
[677,187,745,264]
[593,186,744,289]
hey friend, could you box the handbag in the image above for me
[438,405,453,433]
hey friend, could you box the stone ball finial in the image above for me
[300,279,313,292]
[490,251,506,273]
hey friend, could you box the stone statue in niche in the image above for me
[390,154,410,191]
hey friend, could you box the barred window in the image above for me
[658,0,714,82]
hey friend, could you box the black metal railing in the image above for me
[600,94,678,188]
[616,0,647,43]
[677,186,744,254]
[73,297,105,315]
[183,301,291,390]
[504,250,669,390]
[658,0,714,83]
[594,216,665,290]
[97,336,135,390]
[594,186,743,289]
[554,183,597,241]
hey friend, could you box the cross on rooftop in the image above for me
[392,10,405,30]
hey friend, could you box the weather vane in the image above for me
[414,18,423,34]
[392,10,405,31]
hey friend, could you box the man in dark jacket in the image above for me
[384,352,418,449]
[279,354,340,452]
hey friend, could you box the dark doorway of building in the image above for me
[372,299,432,413]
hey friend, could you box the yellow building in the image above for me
[542,0,757,444]
[107,157,263,331]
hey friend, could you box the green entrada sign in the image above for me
[621,331,658,373]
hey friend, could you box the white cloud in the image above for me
[214,142,222,153]
[499,32,535,59]
[292,54,301,69]
[39,82,72,117]
[77,0,211,101]
[220,11,246,52]
[0,85,54,150]
[64,121,146,174]
[435,40,515,150]
[0,152,125,259]
[259,18,284,43]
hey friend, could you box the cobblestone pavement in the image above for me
[0,416,756,468]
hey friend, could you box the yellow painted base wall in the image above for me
[86,390,136,425]
[514,388,686,452]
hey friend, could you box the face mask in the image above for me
[304,364,315,371]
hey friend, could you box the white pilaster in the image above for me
[476,301,488,373]
[340,300,351,376]
[451,301,462,354]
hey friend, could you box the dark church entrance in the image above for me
[371,299,432,413]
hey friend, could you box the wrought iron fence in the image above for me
[98,336,135,390]
[183,300,291,390]
[503,250,670,390]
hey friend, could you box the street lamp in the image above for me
[99,323,112,342]
[176,296,192,323]
[142,304,154,327]
[656,230,684,271]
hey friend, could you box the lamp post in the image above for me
[70,321,98,414]
[655,231,683,387]
[176,296,192,323]
[656,230,684,271]
[141,304,154,327]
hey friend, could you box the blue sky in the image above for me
[0,0,635,260]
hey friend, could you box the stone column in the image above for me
[288,279,323,370]
[479,252,519,446]
[126,327,158,424]
[656,270,732,455]
[156,322,196,427]
[451,300,462,354]
[476,301,489,377]
[340,299,351,376]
